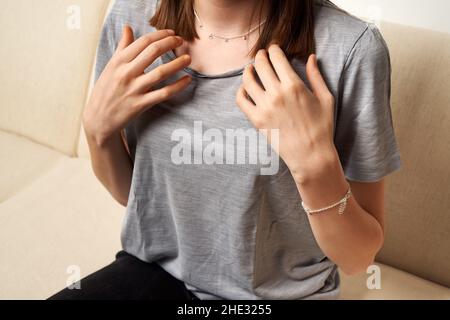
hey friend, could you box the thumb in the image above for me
[306,54,330,102]
[116,25,134,51]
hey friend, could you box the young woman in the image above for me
[49,0,402,300]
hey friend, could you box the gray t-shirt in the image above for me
[95,0,402,300]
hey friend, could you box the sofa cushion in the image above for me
[0,156,124,299]
[340,263,450,300]
[376,22,450,288]
[0,0,111,156]
[0,131,64,202]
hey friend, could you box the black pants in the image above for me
[48,251,200,300]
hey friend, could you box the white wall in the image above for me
[333,0,450,34]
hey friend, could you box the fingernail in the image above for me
[269,43,279,49]
[167,29,175,35]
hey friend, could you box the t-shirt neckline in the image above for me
[164,50,254,80]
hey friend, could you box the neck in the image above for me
[193,0,268,35]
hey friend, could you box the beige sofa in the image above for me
[0,0,449,300]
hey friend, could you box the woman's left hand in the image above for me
[236,44,338,184]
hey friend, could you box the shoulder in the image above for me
[94,0,160,78]
[108,0,158,19]
[104,0,159,42]
[314,0,390,67]
[315,0,390,75]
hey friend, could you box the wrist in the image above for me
[293,148,349,212]
[84,123,117,148]
[291,145,341,186]
[82,115,114,148]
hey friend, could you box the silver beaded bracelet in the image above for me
[301,185,352,215]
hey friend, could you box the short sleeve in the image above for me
[94,14,117,83]
[334,23,402,183]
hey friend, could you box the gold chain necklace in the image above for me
[193,6,267,42]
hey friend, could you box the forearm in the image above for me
[294,147,384,275]
[85,129,133,207]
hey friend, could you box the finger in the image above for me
[130,36,184,74]
[119,29,175,62]
[306,54,332,102]
[137,75,192,111]
[134,54,191,92]
[267,44,302,83]
[242,64,265,105]
[116,25,135,51]
[236,85,258,124]
[254,49,280,91]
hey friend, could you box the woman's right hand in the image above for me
[83,26,192,146]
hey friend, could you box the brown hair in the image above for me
[150,0,316,61]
